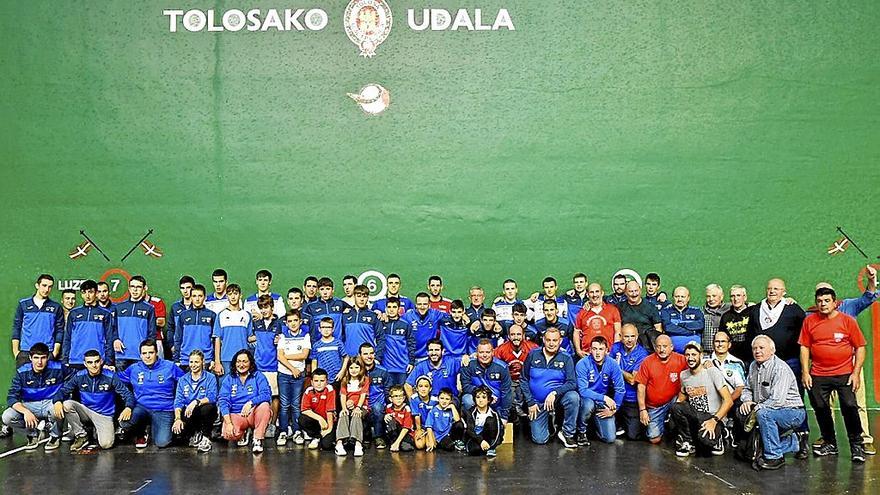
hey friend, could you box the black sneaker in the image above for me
[813,442,839,457]
[557,430,578,449]
[711,438,725,456]
[795,432,809,460]
[576,431,590,447]
[676,441,695,457]
[851,443,866,463]
[757,456,785,470]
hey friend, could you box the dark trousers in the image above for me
[808,374,862,447]
[436,422,464,451]
[298,415,336,450]
[670,402,722,453]
[618,401,643,440]
[180,404,218,439]
[465,421,501,455]
[384,417,416,451]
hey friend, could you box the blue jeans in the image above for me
[1,399,61,438]
[277,373,304,433]
[577,397,617,443]
[646,400,675,440]
[757,407,806,460]
[370,401,386,439]
[124,405,174,448]
[529,390,579,444]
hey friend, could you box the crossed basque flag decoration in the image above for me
[828,226,877,259]
[69,229,163,262]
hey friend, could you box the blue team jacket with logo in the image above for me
[7,361,65,406]
[376,319,415,373]
[521,349,576,406]
[342,307,382,357]
[460,358,513,419]
[175,307,216,364]
[218,371,272,415]
[401,308,445,359]
[118,359,184,412]
[56,369,134,416]
[12,297,64,351]
[114,299,157,361]
[174,371,219,410]
[575,355,625,407]
[62,305,113,365]
[406,356,461,397]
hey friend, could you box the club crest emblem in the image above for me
[344,0,393,57]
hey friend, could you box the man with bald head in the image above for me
[660,287,705,353]
[635,335,687,444]
[746,279,806,369]
[738,335,807,470]
[618,281,663,352]
[574,283,621,359]
[702,284,731,355]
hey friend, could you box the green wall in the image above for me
[1,1,878,403]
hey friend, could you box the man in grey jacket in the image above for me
[737,335,808,470]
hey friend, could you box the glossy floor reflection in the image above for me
[1,414,877,494]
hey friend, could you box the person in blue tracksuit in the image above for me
[460,339,513,422]
[302,277,351,342]
[12,274,64,366]
[575,336,625,445]
[401,293,445,361]
[521,327,579,447]
[174,285,217,369]
[660,287,705,353]
[563,272,590,327]
[376,298,416,387]
[218,349,273,453]
[113,276,157,372]
[342,286,382,357]
[118,339,185,448]
[2,343,65,450]
[172,349,218,452]
[439,300,473,359]
[359,343,392,448]
[533,299,575,354]
[54,349,134,450]
[371,273,415,316]
[405,339,462,399]
[165,275,195,359]
[610,323,651,440]
[62,280,114,370]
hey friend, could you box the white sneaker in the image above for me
[237,430,251,447]
[277,432,288,446]
[293,431,305,445]
[353,442,364,457]
[197,436,213,453]
[252,439,263,454]
[189,432,203,448]
[335,443,347,456]
[308,438,320,450]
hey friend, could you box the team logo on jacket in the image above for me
[669,372,678,382]
[137,372,145,384]
[344,0,393,57]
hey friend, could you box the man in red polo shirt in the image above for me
[635,334,687,444]
[799,287,867,462]
[574,283,622,358]
[495,324,539,420]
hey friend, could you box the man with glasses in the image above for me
[113,276,157,372]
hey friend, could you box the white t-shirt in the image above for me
[277,333,311,375]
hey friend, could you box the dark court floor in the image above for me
[1,414,878,495]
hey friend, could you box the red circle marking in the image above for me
[100,268,132,303]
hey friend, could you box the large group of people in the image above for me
[5,267,877,469]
